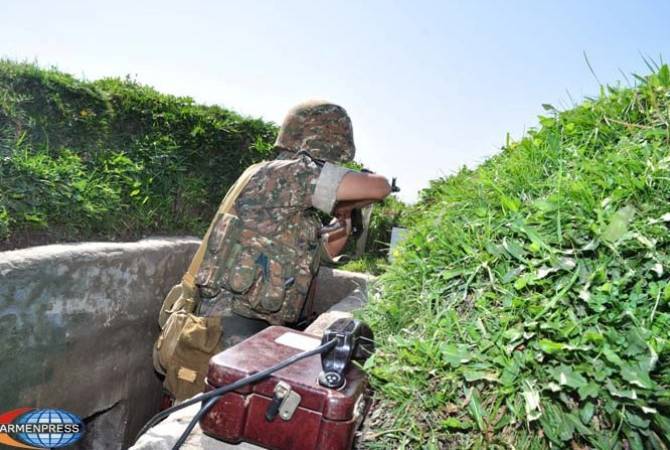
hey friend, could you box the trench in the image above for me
[0,238,371,450]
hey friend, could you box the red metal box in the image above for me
[200,326,369,450]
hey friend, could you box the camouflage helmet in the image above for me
[275,100,356,163]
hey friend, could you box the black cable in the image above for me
[171,396,218,449]
[134,338,337,446]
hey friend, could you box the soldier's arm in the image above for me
[335,172,391,203]
[332,172,391,217]
[312,163,391,259]
[311,163,391,214]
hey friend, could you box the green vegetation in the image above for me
[0,60,276,249]
[365,195,407,258]
[341,195,407,275]
[361,66,670,448]
[341,255,386,276]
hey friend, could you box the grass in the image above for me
[341,195,407,276]
[360,65,670,449]
[341,255,387,276]
[0,60,277,249]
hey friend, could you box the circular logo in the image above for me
[14,409,84,448]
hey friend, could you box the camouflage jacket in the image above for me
[196,152,350,325]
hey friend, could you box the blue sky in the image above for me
[2,1,670,202]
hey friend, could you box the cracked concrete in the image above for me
[0,237,201,449]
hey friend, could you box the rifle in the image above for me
[319,177,400,250]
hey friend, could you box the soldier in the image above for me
[154,100,391,402]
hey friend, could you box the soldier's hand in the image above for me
[340,216,352,236]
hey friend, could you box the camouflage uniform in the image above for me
[194,100,357,349]
[196,153,351,346]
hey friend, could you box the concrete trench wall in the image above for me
[0,237,372,450]
[0,238,200,449]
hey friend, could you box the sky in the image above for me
[2,1,670,202]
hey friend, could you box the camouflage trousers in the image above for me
[197,289,268,350]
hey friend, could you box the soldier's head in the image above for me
[275,100,356,163]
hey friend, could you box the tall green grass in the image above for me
[361,66,670,448]
[0,60,276,249]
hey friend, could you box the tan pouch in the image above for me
[157,282,198,329]
[155,312,222,401]
[153,282,198,376]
